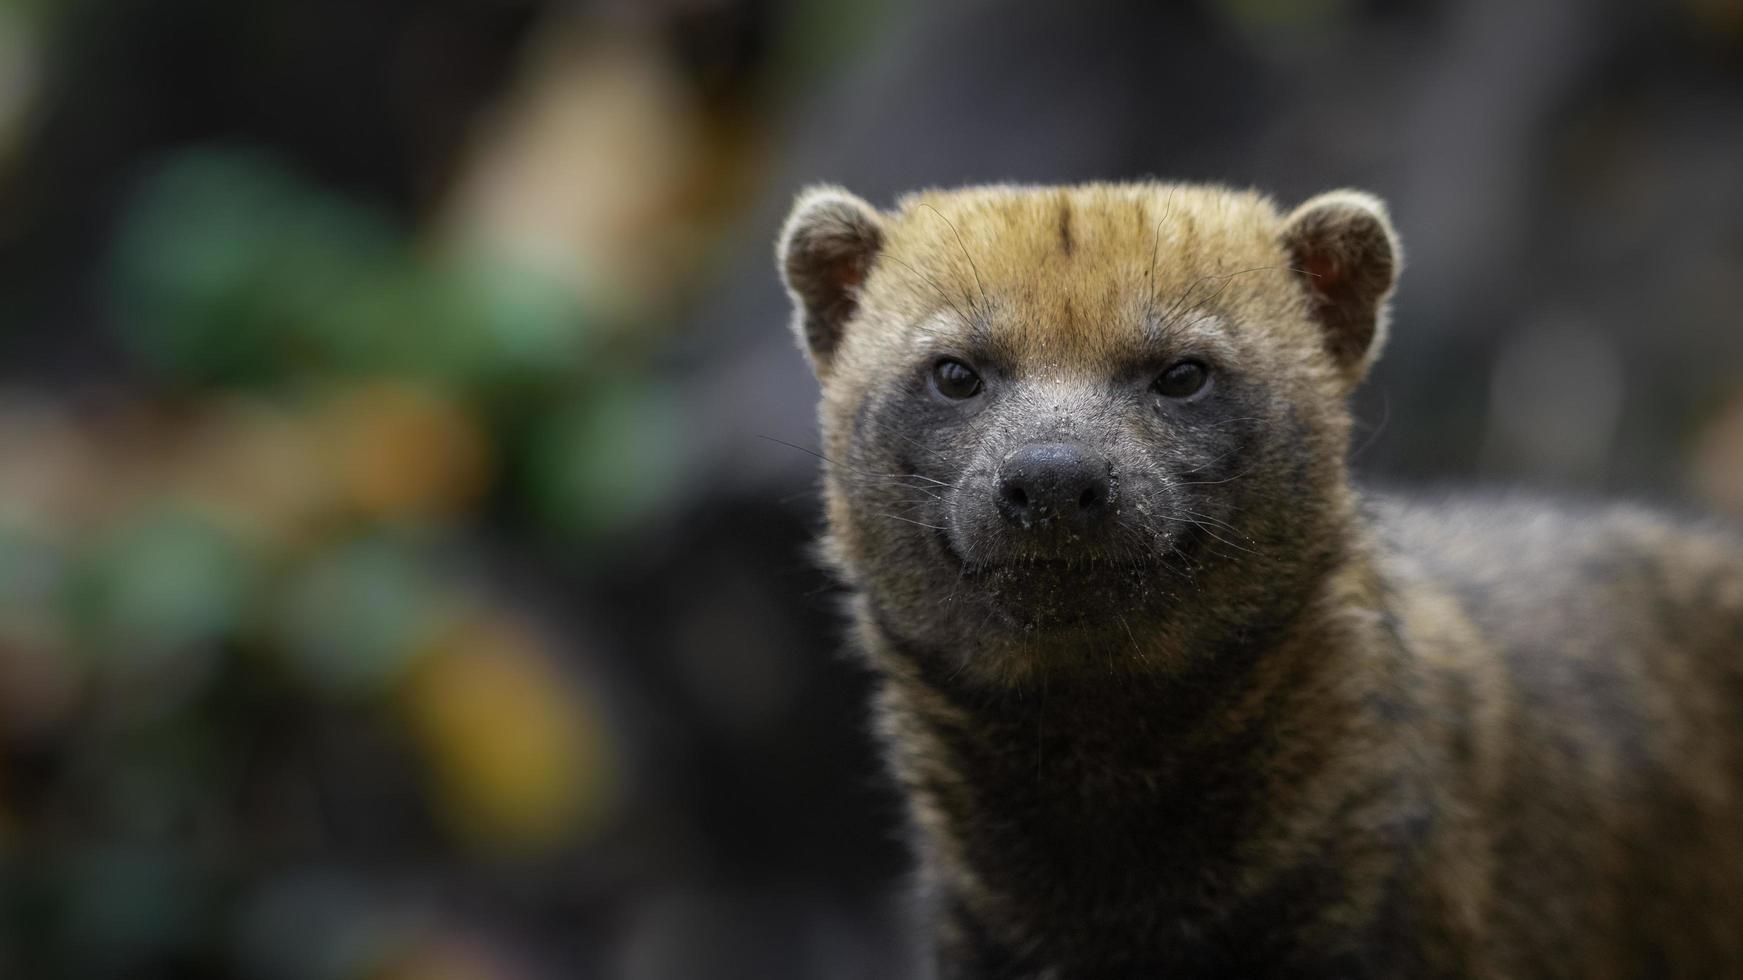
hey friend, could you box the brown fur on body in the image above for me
[775,182,1743,978]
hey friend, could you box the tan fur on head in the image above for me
[778,182,1399,402]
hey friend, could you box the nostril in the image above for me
[996,478,1035,526]
[1078,485,1103,512]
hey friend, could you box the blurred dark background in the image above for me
[0,0,1739,977]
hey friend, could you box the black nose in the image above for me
[996,441,1114,529]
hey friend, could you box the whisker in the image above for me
[1154,515,1259,556]
[1154,263,1295,335]
[877,513,950,531]
[1146,187,1179,319]
[880,252,976,328]
[1174,508,1247,536]
[1117,614,1146,662]
[758,435,957,486]
[863,416,952,462]
[1169,466,1257,488]
[1352,389,1391,462]
[917,202,988,314]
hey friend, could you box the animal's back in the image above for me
[1371,494,1743,977]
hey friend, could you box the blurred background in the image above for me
[0,0,1739,977]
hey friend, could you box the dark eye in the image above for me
[932,358,983,400]
[1153,360,1211,399]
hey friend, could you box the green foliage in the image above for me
[111,148,596,391]
[525,379,690,541]
[106,145,687,542]
[69,506,251,662]
[273,535,444,698]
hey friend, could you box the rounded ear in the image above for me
[1280,190,1401,385]
[776,185,885,375]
